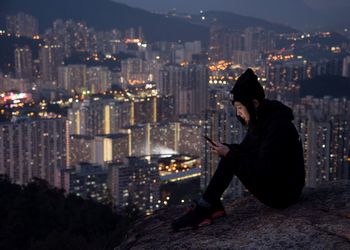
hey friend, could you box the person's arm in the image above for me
[225,119,296,179]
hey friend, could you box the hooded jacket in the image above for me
[225,99,305,209]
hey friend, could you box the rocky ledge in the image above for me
[117,181,350,249]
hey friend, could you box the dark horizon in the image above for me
[113,0,350,30]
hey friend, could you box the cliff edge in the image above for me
[117,181,350,249]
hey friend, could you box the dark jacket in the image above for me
[225,99,305,208]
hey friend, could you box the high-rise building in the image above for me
[108,157,159,214]
[127,121,202,157]
[294,97,350,187]
[201,104,245,199]
[62,163,109,204]
[244,27,275,53]
[0,75,28,92]
[160,64,208,116]
[210,26,245,61]
[68,134,94,166]
[57,64,87,92]
[120,58,150,85]
[184,41,202,62]
[342,55,350,78]
[6,12,39,38]
[14,46,33,80]
[209,25,225,61]
[39,45,64,84]
[68,98,120,136]
[93,134,130,165]
[86,66,112,93]
[0,118,67,187]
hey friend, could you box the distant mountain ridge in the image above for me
[191,11,296,33]
[2,0,296,43]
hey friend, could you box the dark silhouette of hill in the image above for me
[1,0,208,43]
[192,11,296,33]
[0,175,137,250]
[1,0,295,44]
[300,75,350,99]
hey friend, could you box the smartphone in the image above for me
[204,136,216,146]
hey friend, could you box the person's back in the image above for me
[232,99,305,209]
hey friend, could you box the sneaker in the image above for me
[171,202,212,232]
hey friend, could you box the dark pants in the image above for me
[202,158,237,206]
[202,158,301,209]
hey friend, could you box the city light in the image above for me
[1,5,350,219]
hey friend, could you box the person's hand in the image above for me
[210,141,230,157]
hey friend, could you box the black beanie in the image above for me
[231,68,265,104]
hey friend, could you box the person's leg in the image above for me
[202,157,236,206]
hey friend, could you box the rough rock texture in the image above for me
[117,181,350,249]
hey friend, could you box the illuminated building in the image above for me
[294,97,350,187]
[39,45,64,84]
[86,66,112,93]
[178,123,202,157]
[342,55,350,78]
[170,43,185,64]
[128,121,202,158]
[184,41,202,62]
[14,46,33,80]
[266,59,310,84]
[94,29,122,54]
[108,157,160,214]
[72,98,130,134]
[209,26,274,63]
[125,26,144,41]
[6,12,39,38]
[232,50,261,66]
[266,56,344,84]
[0,118,67,187]
[69,134,94,166]
[68,133,129,167]
[264,83,301,106]
[209,25,225,61]
[210,26,245,61]
[202,105,246,199]
[57,64,87,92]
[160,64,208,116]
[93,134,130,165]
[68,98,119,136]
[62,163,109,204]
[0,75,28,92]
[154,154,201,183]
[120,58,150,86]
[244,27,275,53]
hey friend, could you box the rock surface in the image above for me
[116,181,350,249]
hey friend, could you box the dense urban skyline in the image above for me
[0,1,349,218]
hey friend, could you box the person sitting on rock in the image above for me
[172,68,306,231]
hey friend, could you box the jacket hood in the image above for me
[257,99,294,123]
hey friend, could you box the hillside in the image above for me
[191,11,296,33]
[300,75,350,99]
[2,0,295,44]
[1,0,208,43]
[117,180,350,249]
[0,176,137,250]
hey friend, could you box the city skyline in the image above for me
[0,4,349,216]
